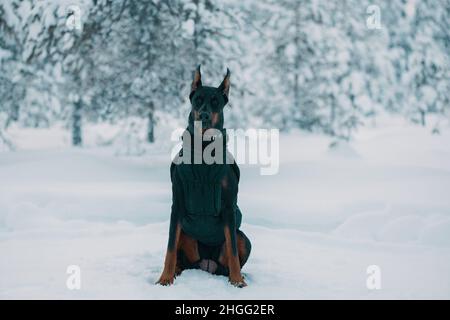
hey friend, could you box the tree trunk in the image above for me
[147,102,155,143]
[193,0,201,62]
[330,102,336,126]
[11,104,19,122]
[0,129,14,151]
[5,104,19,129]
[72,99,82,146]
[294,1,301,124]
[420,109,426,126]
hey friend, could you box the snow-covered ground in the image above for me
[1,118,450,299]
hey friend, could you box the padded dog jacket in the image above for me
[172,131,242,246]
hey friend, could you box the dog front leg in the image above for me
[156,221,181,286]
[223,223,247,288]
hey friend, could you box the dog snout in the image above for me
[199,112,211,122]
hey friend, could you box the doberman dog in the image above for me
[156,66,251,288]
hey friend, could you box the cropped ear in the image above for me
[218,68,230,99]
[190,65,202,97]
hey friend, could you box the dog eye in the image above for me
[195,96,203,105]
[211,97,218,108]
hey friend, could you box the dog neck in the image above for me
[184,127,228,150]
[181,128,228,164]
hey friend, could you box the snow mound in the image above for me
[327,141,361,159]
[378,215,425,243]
[332,209,389,241]
[333,209,450,247]
[419,219,450,247]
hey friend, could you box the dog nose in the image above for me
[199,112,210,122]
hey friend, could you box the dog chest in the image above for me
[177,162,228,217]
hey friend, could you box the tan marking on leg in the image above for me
[237,233,248,266]
[223,225,247,287]
[156,223,181,286]
[179,231,201,264]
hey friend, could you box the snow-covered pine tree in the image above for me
[0,1,22,150]
[0,1,24,131]
[405,0,450,128]
[85,0,190,143]
[176,0,250,128]
[260,0,375,139]
[0,0,60,148]
[19,0,103,146]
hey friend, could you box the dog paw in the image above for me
[155,273,175,286]
[175,265,183,276]
[229,275,247,288]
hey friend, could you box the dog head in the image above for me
[188,65,230,133]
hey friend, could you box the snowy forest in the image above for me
[1,0,450,299]
[1,0,449,150]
